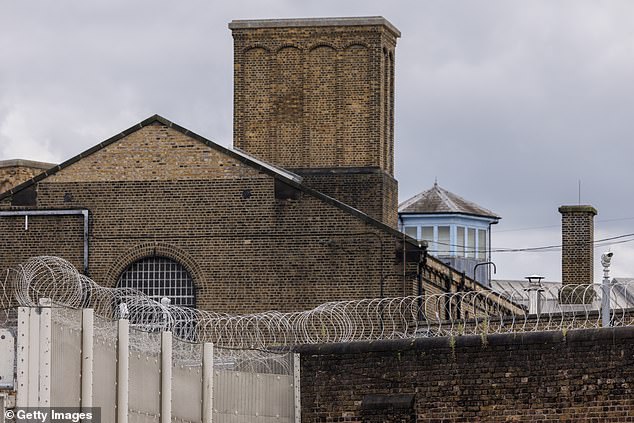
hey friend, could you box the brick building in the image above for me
[0,17,518,315]
[0,159,56,194]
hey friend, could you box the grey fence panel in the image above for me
[129,352,161,421]
[172,339,203,423]
[172,363,203,422]
[51,308,82,407]
[0,328,14,390]
[129,412,159,423]
[129,329,161,422]
[93,316,118,423]
[214,371,294,423]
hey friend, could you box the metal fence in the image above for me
[10,300,298,423]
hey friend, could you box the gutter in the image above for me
[0,209,89,274]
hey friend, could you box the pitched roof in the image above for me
[399,182,500,220]
[0,114,412,244]
[0,115,301,199]
[0,114,524,311]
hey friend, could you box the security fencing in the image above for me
[2,256,634,351]
[13,300,298,423]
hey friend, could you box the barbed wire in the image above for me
[3,256,634,351]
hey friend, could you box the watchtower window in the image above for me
[117,256,195,307]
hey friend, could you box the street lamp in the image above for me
[525,275,545,315]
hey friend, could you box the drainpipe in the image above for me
[416,249,426,321]
[0,209,90,274]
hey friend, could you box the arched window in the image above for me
[117,256,195,307]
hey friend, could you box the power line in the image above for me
[428,232,634,254]
[496,216,634,233]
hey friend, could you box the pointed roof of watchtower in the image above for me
[399,182,500,220]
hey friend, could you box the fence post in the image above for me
[117,318,129,423]
[27,305,40,406]
[161,331,172,423]
[16,307,30,407]
[293,353,301,423]
[202,342,213,423]
[81,308,94,410]
[38,298,52,407]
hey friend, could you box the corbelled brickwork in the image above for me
[230,18,400,227]
[230,17,399,173]
[0,159,55,194]
[298,327,634,422]
[559,205,597,289]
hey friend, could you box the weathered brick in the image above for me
[230,18,399,227]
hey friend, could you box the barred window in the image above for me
[117,256,195,307]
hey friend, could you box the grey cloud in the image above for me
[1,0,633,280]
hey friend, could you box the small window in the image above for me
[437,226,450,256]
[456,226,465,257]
[421,226,434,252]
[118,256,195,307]
[477,229,487,260]
[467,228,476,258]
[404,226,417,239]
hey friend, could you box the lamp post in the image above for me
[601,252,614,327]
[525,274,545,315]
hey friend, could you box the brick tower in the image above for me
[229,17,400,227]
[559,205,597,303]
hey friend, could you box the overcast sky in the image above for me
[2,0,633,282]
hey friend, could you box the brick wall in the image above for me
[559,205,597,290]
[0,160,55,194]
[0,120,511,317]
[298,327,634,422]
[230,18,398,173]
[0,122,418,314]
[297,169,398,228]
[230,18,400,227]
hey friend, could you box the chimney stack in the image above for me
[559,205,597,292]
[229,17,400,227]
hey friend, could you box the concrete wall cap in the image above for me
[0,159,57,170]
[228,16,401,38]
[558,205,597,215]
